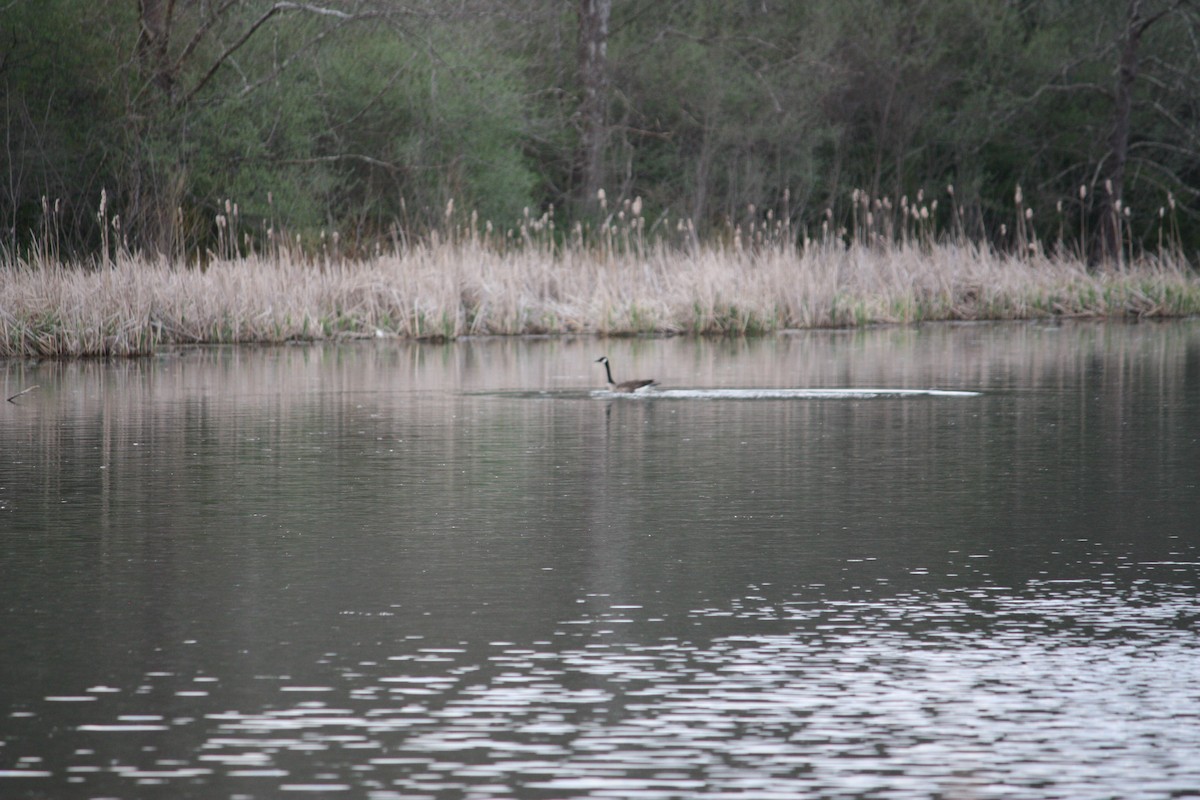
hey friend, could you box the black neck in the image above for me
[603,360,615,385]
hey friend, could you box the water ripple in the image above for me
[8,577,1197,799]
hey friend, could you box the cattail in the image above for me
[1168,192,1176,210]
[1105,179,1113,195]
[1025,208,1033,220]
[1080,185,1087,200]
[632,196,642,217]
[597,188,606,209]
[1014,185,1023,205]
[947,184,955,196]
[1123,206,1131,218]
[1057,200,1063,214]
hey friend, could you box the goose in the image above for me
[595,356,657,393]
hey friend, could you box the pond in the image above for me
[1,321,1198,799]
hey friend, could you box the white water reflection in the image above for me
[593,387,982,399]
[11,576,1197,799]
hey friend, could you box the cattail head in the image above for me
[1079,185,1087,200]
[1014,185,1023,205]
[1105,179,1113,195]
[947,184,955,196]
[632,196,642,217]
[597,188,606,209]
[1025,208,1032,220]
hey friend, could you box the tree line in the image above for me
[2,0,1197,262]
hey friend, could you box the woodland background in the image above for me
[2,0,1198,261]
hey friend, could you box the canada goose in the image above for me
[595,356,657,392]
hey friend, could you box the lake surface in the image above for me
[1,321,1198,799]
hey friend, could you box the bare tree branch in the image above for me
[181,2,385,107]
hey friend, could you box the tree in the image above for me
[576,0,612,215]
[1098,0,1189,262]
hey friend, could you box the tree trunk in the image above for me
[137,0,178,101]
[1099,0,1179,264]
[577,0,611,214]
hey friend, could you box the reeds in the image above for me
[1,190,1197,359]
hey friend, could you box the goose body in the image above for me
[595,356,657,393]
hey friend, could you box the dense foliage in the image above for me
[1,0,1197,260]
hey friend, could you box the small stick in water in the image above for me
[6,385,39,403]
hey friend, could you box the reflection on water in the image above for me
[1,321,1198,799]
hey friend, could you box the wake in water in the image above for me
[591,387,981,399]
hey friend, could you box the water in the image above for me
[1,321,1198,799]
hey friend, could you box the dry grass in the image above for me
[2,230,1198,358]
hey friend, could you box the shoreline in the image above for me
[2,241,1197,359]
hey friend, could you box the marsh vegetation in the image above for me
[3,199,1197,358]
